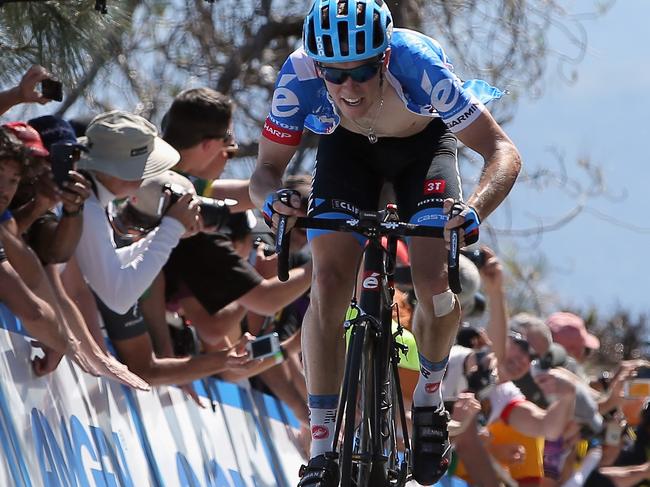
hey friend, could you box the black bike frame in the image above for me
[360,236,392,479]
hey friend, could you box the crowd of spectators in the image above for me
[0,65,312,437]
[1,65,649,487]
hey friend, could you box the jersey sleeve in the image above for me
[393,31,486,133]
[262,53,311,146]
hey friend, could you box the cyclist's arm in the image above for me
[249,138,299,210]
[455,111,522,221]
[209,179,254,213]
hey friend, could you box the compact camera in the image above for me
[466,350,497,400]
[246,333,281,361]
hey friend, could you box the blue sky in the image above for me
[496,1,650,315]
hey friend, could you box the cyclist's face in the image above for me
[319,51,389,119]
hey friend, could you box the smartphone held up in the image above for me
[40,78,63,102]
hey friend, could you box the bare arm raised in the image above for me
[0,65,53,115]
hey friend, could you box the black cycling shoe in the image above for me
[297,453,340,487]
[411,405,452,485]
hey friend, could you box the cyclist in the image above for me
[250,1,522,485]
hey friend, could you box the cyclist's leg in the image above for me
[303,232,363,443]
[393,118,461,404]
[299,127,382,485]
[393,119,460,484]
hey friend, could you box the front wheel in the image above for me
[340,324,372,487]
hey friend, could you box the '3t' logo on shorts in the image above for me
[424,179,446,195]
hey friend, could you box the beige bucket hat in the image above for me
[77,110,179,181]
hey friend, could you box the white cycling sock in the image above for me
[308,394,339,458]
[413,353,448,409]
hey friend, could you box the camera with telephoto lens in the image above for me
[163,183,232,230]
[466,350,497,400]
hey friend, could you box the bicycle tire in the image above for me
[368,339,402,486]
[355,329,374,487]
[340,323,369,487]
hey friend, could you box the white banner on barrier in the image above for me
[0,316,304,487]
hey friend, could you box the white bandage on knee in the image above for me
[432,289,455,318]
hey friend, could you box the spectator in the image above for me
[159,88,312,345]
[161,87,242,202]
[546,311,599,366]
[0,123,149,387]
[96,171,281,387]
[10,117,92,263]
[448,247,577,487]
[73,110,199,314]
[0,127,62,349]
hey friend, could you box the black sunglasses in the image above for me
[509,332,535,357]
[205,129,234,145]
[316,58,383,85]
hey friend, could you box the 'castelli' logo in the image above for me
[311,426,329,440]
[425,382,440,394]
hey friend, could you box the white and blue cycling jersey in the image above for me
[262,28,504,146]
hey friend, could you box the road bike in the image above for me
[276,203,461,487]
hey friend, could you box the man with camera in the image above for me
[98,170,283,389]
[72,110,199,315]
[159,88,312,345]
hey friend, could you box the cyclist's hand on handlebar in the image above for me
[443,198,480,248]
[262,189,303,233]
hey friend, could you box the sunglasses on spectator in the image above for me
[316,57,384,85]
[509,332,535,357]
[224,142,239,160]
[205,129,235,145]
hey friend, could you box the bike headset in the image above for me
[303,0,393,63]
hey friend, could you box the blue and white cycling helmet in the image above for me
[303,0,393,63]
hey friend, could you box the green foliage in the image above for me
[0,1,133,85]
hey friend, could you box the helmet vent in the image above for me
[337,0,348,16]
[324,35,335,57]
[321,5,330,29]
[306,17,318,53]
[356,2,366,26]
[337,22,349,56]
[372,11,383,48]
[356,31,366,53]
